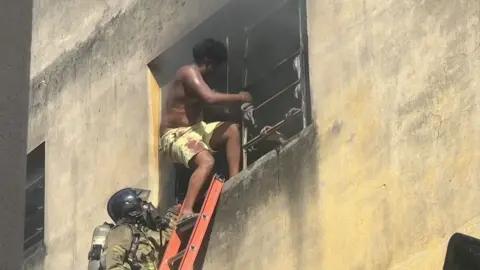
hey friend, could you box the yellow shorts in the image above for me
[159,121,224,168]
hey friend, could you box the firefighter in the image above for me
[102,188,178,270]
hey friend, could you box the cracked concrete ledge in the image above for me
[201,124,320,270]
[222,124,316,195]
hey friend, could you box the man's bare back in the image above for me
[160,64,251,136]
[160,65,203,136]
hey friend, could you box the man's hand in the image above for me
[239,91,252,103]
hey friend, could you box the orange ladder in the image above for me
[159,174,225,270]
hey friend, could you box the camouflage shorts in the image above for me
[159,121,224,168]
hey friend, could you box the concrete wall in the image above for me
[27,0,231,269]
[309,0,480,269]
[25,0,480,269]
[201,0,480,269]
[202,126,320,269]
[0,0,32,268]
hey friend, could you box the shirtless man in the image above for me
[159,38,252,223]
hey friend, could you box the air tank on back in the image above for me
[87,222,113,270]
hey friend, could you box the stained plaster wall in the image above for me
[26,0,480,269]
[310,0,480,269]
[201,0,480,269]
[26,0,230,269]
[202,126,320,270]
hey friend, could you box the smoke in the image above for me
[147,0,296,89]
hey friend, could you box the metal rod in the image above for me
[299,66,307,129]
[253,79,300,111]
[242,109,302,150]
[242,123,248,170]
[26,173,44,189]
[243,35,249,88]
[297,0,308,129]
[225,36,230,94]
[24,228,44,243]
[244,50,301,91]
[299,0,313,126]
[242,34,250,169]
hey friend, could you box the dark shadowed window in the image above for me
[24,142,45,253]
[240,0,311,167]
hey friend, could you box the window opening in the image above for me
[241,0,311,167]
[24,142,45,253]
[147,0,310,203]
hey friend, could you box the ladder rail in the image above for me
[159,174,224,270]
[178,177,223,269]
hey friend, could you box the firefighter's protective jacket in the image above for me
[104,224,169,270]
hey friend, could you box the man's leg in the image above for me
[160,128,215,222]
[178,150,215,221]
[208,123,241,178]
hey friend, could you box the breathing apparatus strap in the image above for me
[124,224,141,264]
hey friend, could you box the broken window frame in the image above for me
[240,0,310,169]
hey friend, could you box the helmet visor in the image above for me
[132,188,151,201]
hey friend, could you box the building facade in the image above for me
[0,0,32,269]
[20,0,480,269]
[24,0,233,269]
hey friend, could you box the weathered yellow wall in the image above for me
[147,68,161,206]
[148,68,179,210]
[202,126,321,270]
[26,0,232,268]
[309,0,480,269]
[147,68,176,208]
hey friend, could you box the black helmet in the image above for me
[107,188,148,223]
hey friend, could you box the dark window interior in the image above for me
[24,142,45,253]
[149,0,310,204]
[241,0,310,165]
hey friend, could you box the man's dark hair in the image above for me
[192,38,228,65]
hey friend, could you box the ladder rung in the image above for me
[176,216,198,233]
[167,249,186,267]
[159,174,225,270]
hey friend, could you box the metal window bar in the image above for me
[225,36,230,94]
[243,108,303,151]
[241,34,250,170]
[241,82,306,166]
[244,49,301,92]
[26,172,44,190]
[297,0,308,129]
[253,79,301,112]
[241,0,306,168]
[241,81,305,150]
[24,228,44,248]
[241,51,305,148]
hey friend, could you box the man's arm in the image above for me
[181,66,251,105]
[104,226,134,270]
